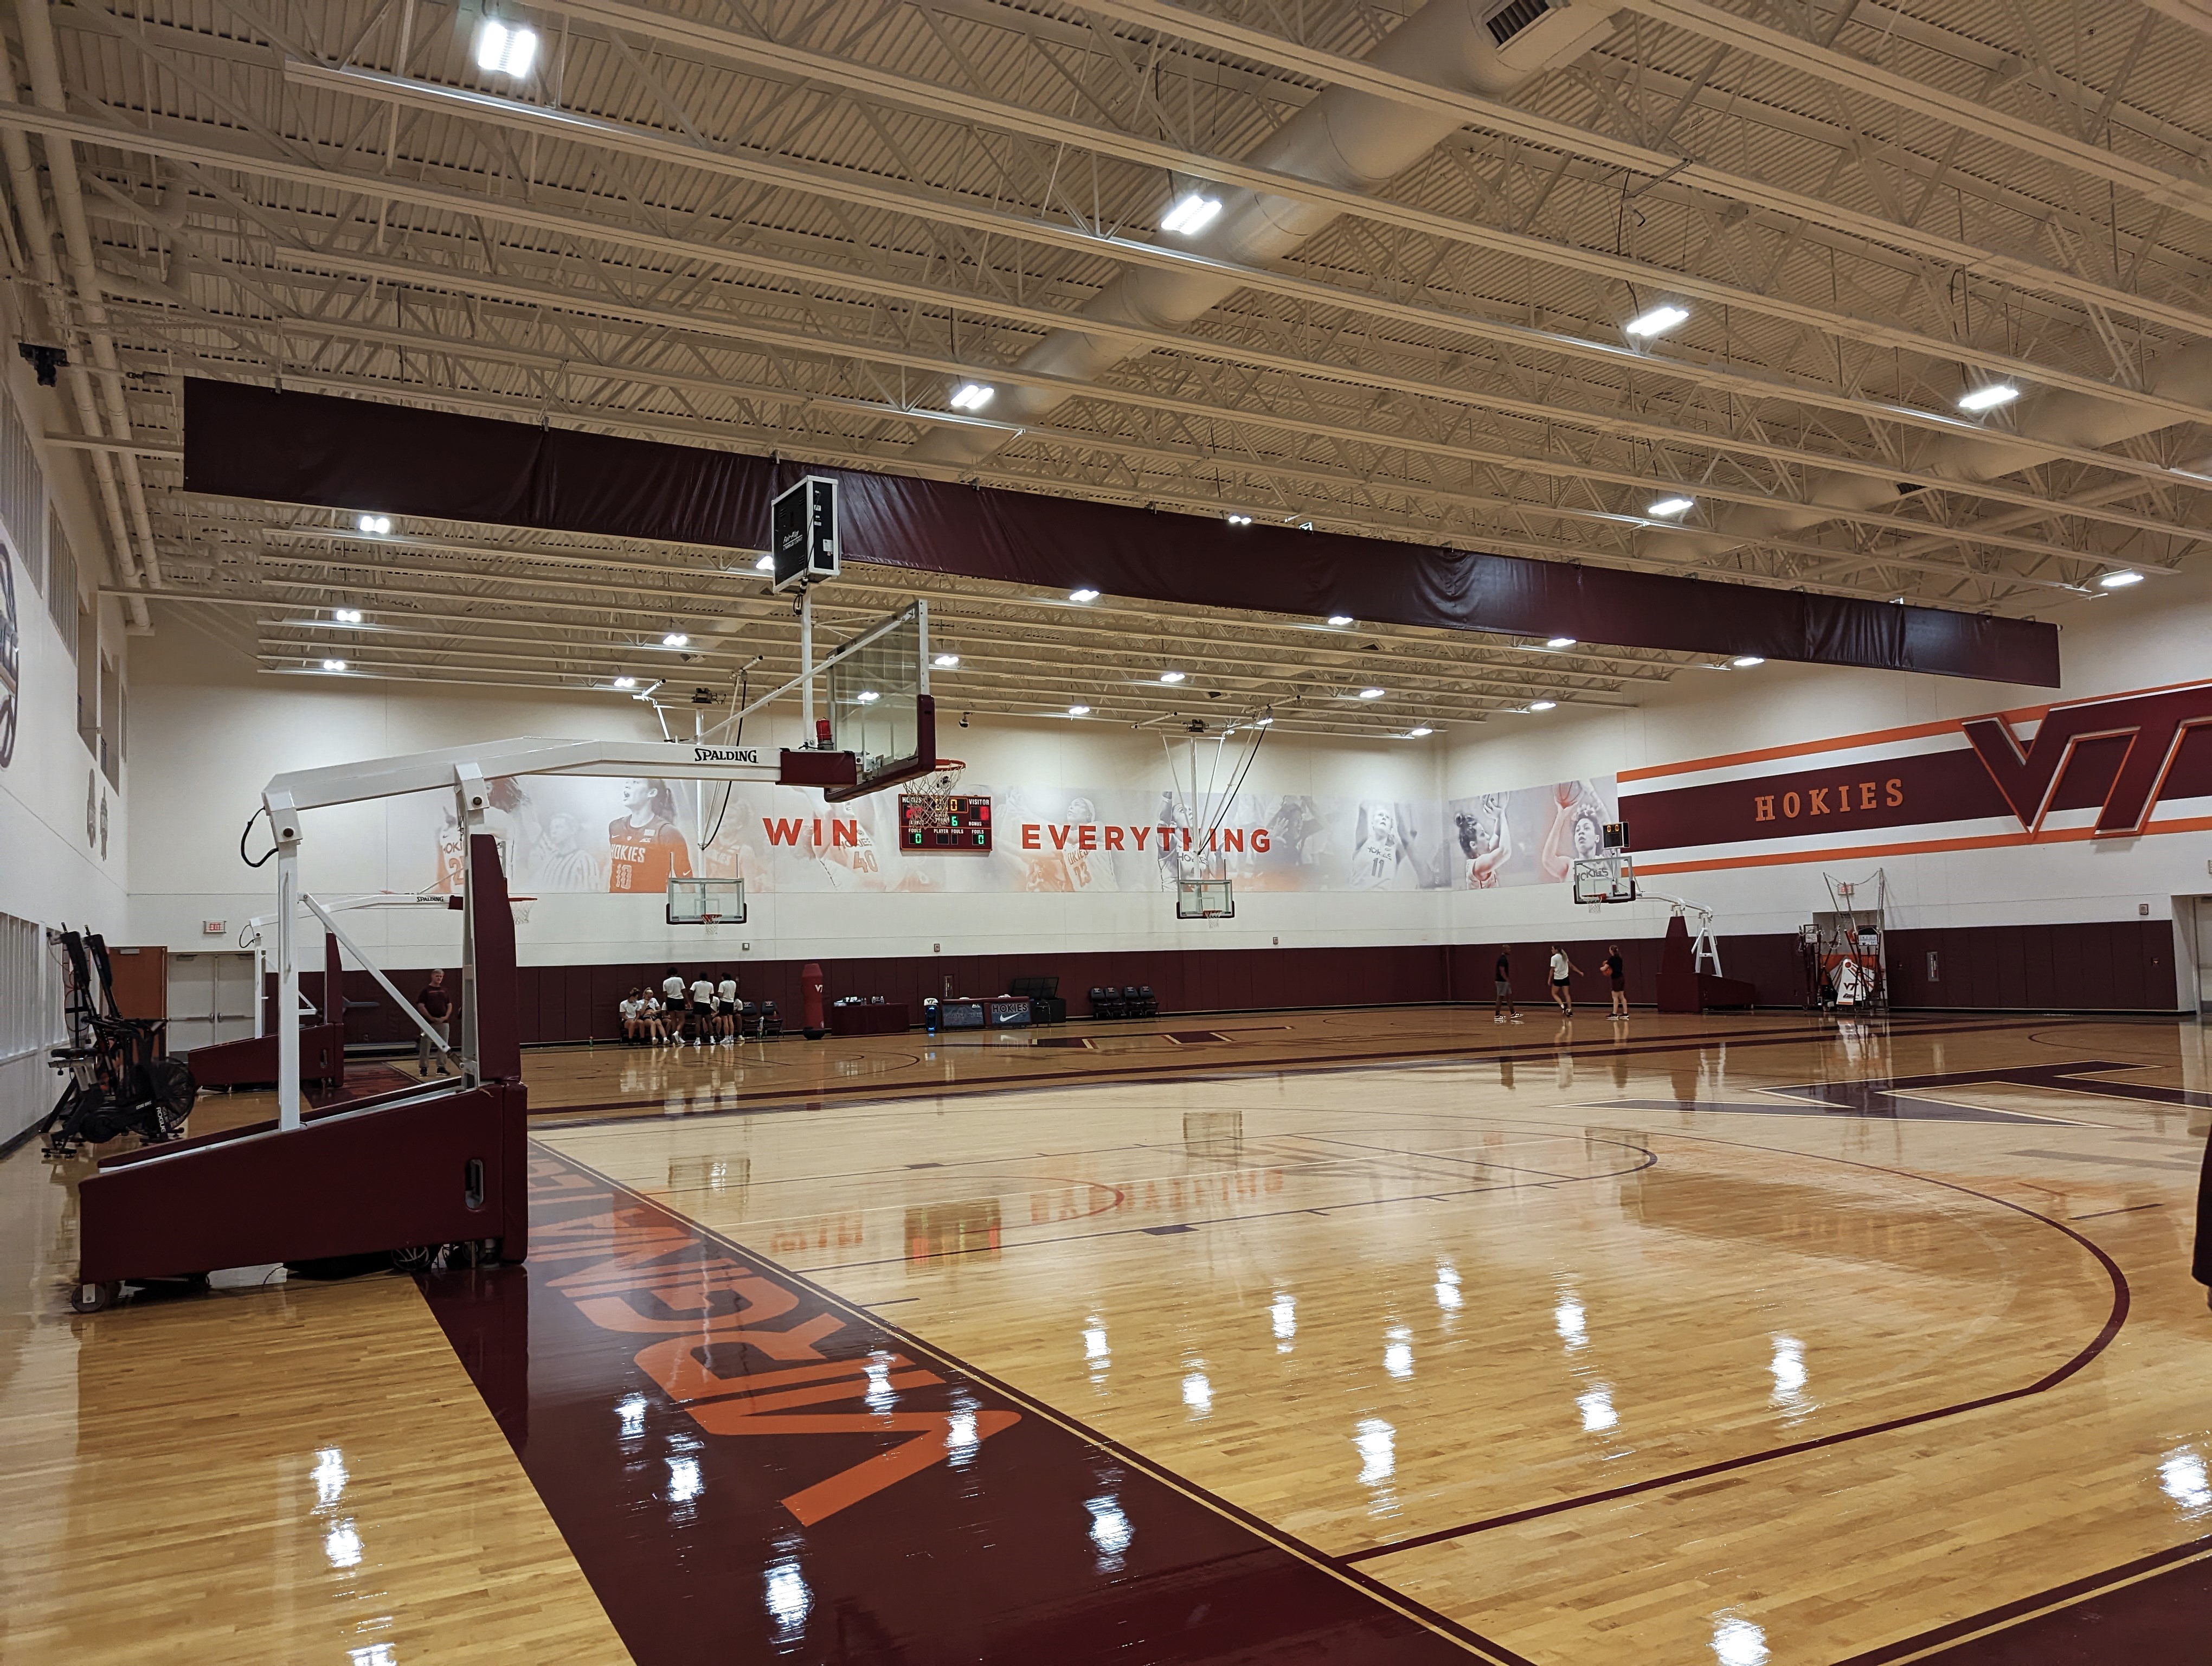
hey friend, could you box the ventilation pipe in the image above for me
[909,0,1615,467]
[14,0,166,615]
[1639,347,2212,566]
[0,28,148,629]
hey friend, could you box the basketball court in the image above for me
[8,0,2212,1661]
[10,1010,2212,1664]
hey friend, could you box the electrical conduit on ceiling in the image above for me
[908,0,1616,467]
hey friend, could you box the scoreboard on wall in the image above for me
[899,794,993,851]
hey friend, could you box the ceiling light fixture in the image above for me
[948,381,995,412]
[474,17,539,77]
[1624,303,1689,338]
[612,676,637,689]
[1407,726,1433,738]
[2099,569,2144,588]
[933,653,960,668]
[1528,699,1557,711]
[1957,382,2020,414]
[1646,496,1695,517]
[856,690,880,704]
[1225,513,1253,526]
[661,632,690,648]
[1546,635,1576,649]
[1327,614,1354,626]
[1359,687,1385,700]
[1253,716,1274,727]
[1068,704,1091,716]
[753,554,773,572]
[1732,655,1766,668]
[1159,670,1187,684]
[332,607,363,625]
[1160,192,1223,236]
[320,658,347,672]
[355,514,391,535]
[1069,587,1099,603]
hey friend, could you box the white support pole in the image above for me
[800,584,816,745]
[268,788,302,1131]
[454,765,487,1085]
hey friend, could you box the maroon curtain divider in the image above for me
[184,379,2060,686]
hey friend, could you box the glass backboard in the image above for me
[667,876,744,924]
[823,600,936,803]
[1176,880,1235,919]
[1571,854,1636,904]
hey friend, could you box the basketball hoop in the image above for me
[667,876,745,925]
[509,895,535,926]
[907,759,967,832]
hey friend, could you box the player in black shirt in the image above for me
[1492,947,1522,1023]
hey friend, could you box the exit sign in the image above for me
[203,920,226,934]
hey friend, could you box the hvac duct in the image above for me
[909,0,1614,466]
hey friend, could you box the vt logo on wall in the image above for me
[1618,677,2212,875]
[1963,683,2212,837]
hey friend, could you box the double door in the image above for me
[165,950,257,1053]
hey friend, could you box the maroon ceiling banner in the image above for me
[183,379,2061,687]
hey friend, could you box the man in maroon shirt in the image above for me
[414,968,453,1077]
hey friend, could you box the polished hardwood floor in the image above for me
[8,1006,2212,1663]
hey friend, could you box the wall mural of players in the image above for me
[608,778,692,892]
[1346,799,1452,890]
[1455,793,1512,888]
[1446,778,1618,890]
[402,770,1614,896]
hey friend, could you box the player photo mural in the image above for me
[1444,778,1618,890]
[608,778,692,893]
[401,770,1614,895]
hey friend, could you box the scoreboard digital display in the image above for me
[899,794,992,851]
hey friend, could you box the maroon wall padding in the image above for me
[78,1082,528,1285]
[297,917,2179,1050]
[1883,920,2177,1011]
[182,380,2060,685]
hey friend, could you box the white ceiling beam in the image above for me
[1615,0,2212,225]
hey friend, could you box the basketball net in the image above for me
[907,759,967,830]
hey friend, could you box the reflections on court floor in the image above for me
[1182,1107,1244,1164]
[764,1212,866,1256]
[667,1155,749,1209]
[904,1199,1002,1263]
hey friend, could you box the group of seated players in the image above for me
[619,968,741,1045]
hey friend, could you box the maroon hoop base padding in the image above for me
[185,1022,347,1091]
[79,833,531,1287]
[76,1080,530,1285]
[1655,913,1760,1013]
